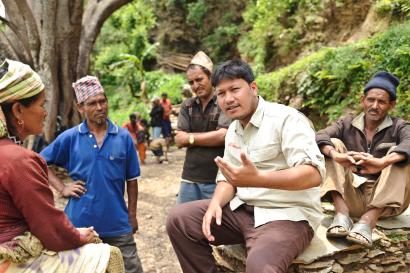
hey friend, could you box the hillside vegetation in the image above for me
[92,0,410,125]
[257,23,410,128]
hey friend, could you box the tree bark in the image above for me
[77,0,132,77]
[0,0,131,141]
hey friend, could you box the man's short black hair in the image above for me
[211,59,255,87]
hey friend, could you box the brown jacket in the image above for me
[316,113,410,180]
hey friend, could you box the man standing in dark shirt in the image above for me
[175,51,230,203]
[150,97,164,139]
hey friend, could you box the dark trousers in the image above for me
[166,199,314,273]
[101,232,144,273]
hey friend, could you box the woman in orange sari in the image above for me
[123,113,147,164]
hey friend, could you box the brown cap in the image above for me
[190,51,213,72]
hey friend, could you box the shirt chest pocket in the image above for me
[248,143,281,169]
[102,153,126,182]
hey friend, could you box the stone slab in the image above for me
[376,207,410,229]
[294,215,382,264]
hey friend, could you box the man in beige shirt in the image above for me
[166,60,325,273]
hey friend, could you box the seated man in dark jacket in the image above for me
[316,71,410,247]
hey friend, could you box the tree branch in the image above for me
[2,1,35,65]
[77,0,132,77]
[0,31,20,60]
[14,0,41,65]
[0,15,33,64]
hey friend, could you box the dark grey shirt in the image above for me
[316,113,410,180]
[177,95,230,183]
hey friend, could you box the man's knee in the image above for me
[166,205,185,235]
[246,251,286,273]
[166,200,209,236]
[330,138,346,152]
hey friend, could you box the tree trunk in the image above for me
[0,0,131,141]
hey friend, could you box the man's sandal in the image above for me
[346,222,372,248]
[326,213,353,238]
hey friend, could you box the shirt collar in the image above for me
[194,94,217,106]
[78,119,119,135]
[235,96,265,134]
[352,112,393,132]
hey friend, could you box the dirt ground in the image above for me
[134,147,183,273]
[55,146,185,273]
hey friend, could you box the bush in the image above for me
[106,70,185,126]
[256,22,410,128]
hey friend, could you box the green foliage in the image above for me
[238,0,327,73]
[375,0,410,18]
[107,70,184,126]
[153,0,246,63]
[256,22,410,127]
[93,0,186,125]
[186,0,209,27]
[144,71,185,104]
[385,232,408,243]
[93,0,157,93]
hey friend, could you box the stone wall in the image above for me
[213,210,410,273]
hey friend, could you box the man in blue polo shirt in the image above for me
[40,76,143,273]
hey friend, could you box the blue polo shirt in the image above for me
[40,119,140,237]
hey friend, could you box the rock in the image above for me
[385,246,400,253]
[382,263,401,272]
[379,239,391,247]
[331,262,343,273]
[145,214,152,219]
[299,260,334,269]
[350,269,364,273]
[380,256,400,265]
[405,252,410,263]
[366,249,384,258]
[213,208,410,273]
[337,250,368,265]
[367,264,383,272]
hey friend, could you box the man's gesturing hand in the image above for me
[214,153,259,187]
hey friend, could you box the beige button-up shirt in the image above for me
[216,97,325,230]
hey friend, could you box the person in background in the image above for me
[316,71,410,247]
[150,96,163,139]
[181,83,193,99]
[140,118,150,143]
[40,76,143,273]
[175,51,230,204]
[124,112,147,165]
[0,59,123,272]
[160,92,173,146]
[149,137,169,164]
[167,59,325,273]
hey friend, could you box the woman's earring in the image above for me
[17,119,24,133]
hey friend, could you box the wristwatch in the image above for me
[188,134,195,145]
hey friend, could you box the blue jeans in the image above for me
[152,126,162,139]
[176,181,216,204]
[161,120,172,138]
[101,233,143,273]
